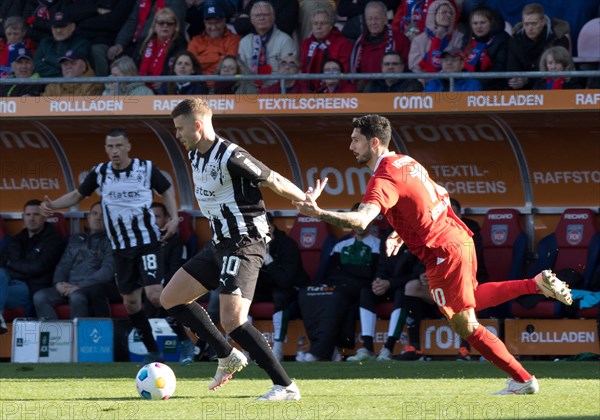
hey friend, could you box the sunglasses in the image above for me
[156,21,175,26]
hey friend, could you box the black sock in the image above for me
[129,309,159,353]
[167,302,231,358]
[362,336,374,353]
[170,320,190,342]
[384,336,398,352]
[230,321,291,386]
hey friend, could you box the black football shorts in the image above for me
[182,236,265,299]
[114,242,164,294]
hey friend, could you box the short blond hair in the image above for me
[171,98,213,119]
[522,3,544,18]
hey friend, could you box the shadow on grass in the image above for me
[1,361,599,380]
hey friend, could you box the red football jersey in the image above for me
[362,153,472,263]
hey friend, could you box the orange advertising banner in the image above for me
[390,114,526,208]
[1,90,598,118]
[419,319,500,355]
[504,319,600,355]
[510,113,600,208]
[0,121,69,212]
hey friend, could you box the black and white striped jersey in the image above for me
[79,158,171,250]
[189,136,271,244]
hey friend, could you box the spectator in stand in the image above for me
[102,55,154,96]
[0,48,45,97]
[391,0,462,41]
[135,7,187,93]
[149,201,196,366]
[258,54,310,94]
[0,199,64,326]
[33,202,118,319]
[423,50,482,92]
[233,0,299,38]
[24,0,66,43]
[43,49,103,97]
[461,5,509,91]
[238,1,297,88]
[300,6,353,92]
[212,54,258,95]
[107,0,185,61]
[63,0,136,77]
[34,11,91,78]
[314,58,357,93]
[299,203,381,362]
[1,16,34,78]
[253,213,310,361]
[297,0,337,41]
[408,0,463,75]
[350,1,411,92]
[365,51,423,92]
[0,2,25,36]
[158,50,208,95]
[346,243,423,362]
[185,0,235,39]
[506,3,570,90]
[187,3,240,80]
[533,46,586,90]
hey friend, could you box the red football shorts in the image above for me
[425,234,478,319]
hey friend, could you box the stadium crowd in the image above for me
[0,0,599,96]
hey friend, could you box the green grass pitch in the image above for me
[1,361,599,419]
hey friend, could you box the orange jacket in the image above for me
[187,28,240,76]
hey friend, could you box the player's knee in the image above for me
[404,279,421,296]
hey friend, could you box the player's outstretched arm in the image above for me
[159,187,179,241]
[41,190,85,216]
[262,171,306,202]
[295,199,381,231]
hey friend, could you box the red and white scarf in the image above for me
[139,37,171,76]
[133,0,165,43]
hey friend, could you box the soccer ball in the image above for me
[135,362,176,400]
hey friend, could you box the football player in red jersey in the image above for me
[294,114,573,395]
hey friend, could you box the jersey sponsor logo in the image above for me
[300,227,317,248]
[194,186,216,198]
[491,224,508,246]
[436,257,446,265]
[106,190,141,199]
[566,224,583,246]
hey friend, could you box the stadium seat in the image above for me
[249,302,275,319]
[288,215,334,283]
[177,211,198,258]
[481,209,527,281]
[574,18,600,63]
[533,209,599,284]
[512,208,600,318]
[2,307,25,322]
[46,212,69,239]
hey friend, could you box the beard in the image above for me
[356,149,372,165]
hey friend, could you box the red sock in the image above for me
[474,279,538,311]
[467,324,532,382]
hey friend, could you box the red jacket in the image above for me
[351,27,410,74]
[300,27,353,74]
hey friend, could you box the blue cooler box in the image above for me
[128,318,180,362]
